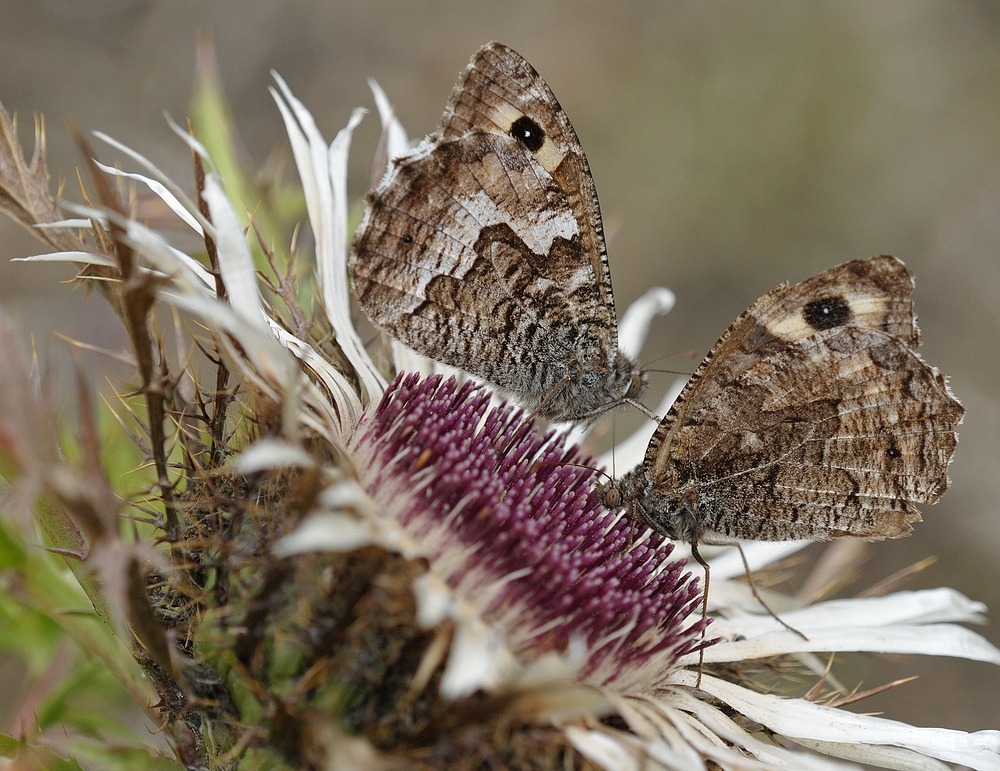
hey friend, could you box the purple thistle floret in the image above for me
[351,373,711,686]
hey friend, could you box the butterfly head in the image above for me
[622,356,649,402]
[600,349,648,404]
[603,468,704,545]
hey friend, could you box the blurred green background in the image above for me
[2,0,997,737]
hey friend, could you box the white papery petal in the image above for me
[318,482,371,510]
[660,689,858,770]
[369,78,410,161]
[94,161,204,234]
[677,671,1000,771]
[35,219,95,229]
[513,638,589,689]
[115,222,301,413]
[272,512,375,557]
[122,221,217,292]
[47,202,357,435]
[136,258,327,439]
[270,73,386,410]
[164,112,212,163]
[269,323,361,434]
[154,254,322,424]
[565,728,642,771]
[413,576,535,702]
[439,608,514,699]
[734,589,985,632]
[413,573,454,628]
[328,107,386,390]
[618,286,675,361]
[161,289,298,393]
[686,588,997,667]
[165,244,215,286]
[609,700,705,769]
[59,201,210,294]
[14,251,117,267]
[422,603,585,710]
[93,130,209,233]
[691,623,1000,665]
[202,174,268,330]
[185,188,358,430]
[235,439,315,474]
[793,737,951,771]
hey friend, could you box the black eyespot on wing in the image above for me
[511,116,545,152]
[886,446,902,459]
[803,296,852,330]
[402,234,414,244]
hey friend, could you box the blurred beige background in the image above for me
[2,0,997,734]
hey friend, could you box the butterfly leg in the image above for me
[689,538,711,689]
[623,397,660,422]
[732,543,808,641]
[497,375,574,459]
[525,374,574,425]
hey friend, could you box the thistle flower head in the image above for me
[349,372,708,689]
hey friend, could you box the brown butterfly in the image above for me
[610,255,963,553]
[350,43,644,423]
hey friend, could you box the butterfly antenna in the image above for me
[640,348,698,370]
[531,459,612,484]
[734,543,808,641]
[689,539,711,689]
[611,412,617,478]
[639,366,694,377]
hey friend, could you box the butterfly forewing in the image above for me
[750,256,920,347]
[439,43,614,315]
[351,42,638,423]
[630,255,963,543]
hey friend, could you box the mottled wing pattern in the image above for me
[439,42,615,320]
[629,255,963,542]
[350,43,634,422]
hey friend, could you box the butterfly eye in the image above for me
[803,295,852,330]
[510,116,545,152]
[626,373,645,399]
